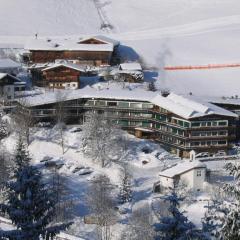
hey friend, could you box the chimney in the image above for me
[161,89,170,97]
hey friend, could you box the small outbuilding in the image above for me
[105,62,144,83]
[159,161,207,191]
[0,73,26,100]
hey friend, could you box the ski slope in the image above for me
[103,0,240,96]
[0,0,240,96]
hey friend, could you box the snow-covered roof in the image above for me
[119,62,142,71]
[159,161,207,178]
[152,93,237,119]
[42,63,85,72]
[21,88,238,118]
[0,73,7,79]
[0,73,23,83]
[25,36,116,52]
[0,58,21,69]
[21,87,154,107]
[205,96,240,106]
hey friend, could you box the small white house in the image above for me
[159,161,207,191]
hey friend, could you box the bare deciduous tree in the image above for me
[12,99,34,145]
[0,117,10,140]
[87,175,117,240]
[122,206,156,240]
[82,112,125,167]
[49,167,76,223]
[55,91,68,154]
[0,147,12,190]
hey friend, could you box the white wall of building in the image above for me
[159,167,206,191]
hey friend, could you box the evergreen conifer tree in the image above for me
[0,139,71,239]
[156,189,205,240]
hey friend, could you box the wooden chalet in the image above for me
[38,63,85,89]
[0,73,26,100]
[25,36,120,66]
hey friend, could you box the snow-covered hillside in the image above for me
[0,0,240,96]
[0,0,101,36]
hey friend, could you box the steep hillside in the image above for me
[0,0,239,96]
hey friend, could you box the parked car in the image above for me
[195,152,209,158]
[214,151,226,157]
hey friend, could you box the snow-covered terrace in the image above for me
[21,88,237,119]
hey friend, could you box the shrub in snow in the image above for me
[0,139,72,239]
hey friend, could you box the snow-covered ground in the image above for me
[1,124,209,239]
[0,0,101,36]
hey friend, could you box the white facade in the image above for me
[159,161,207,191]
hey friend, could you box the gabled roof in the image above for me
[78,35,120,47]
[25,35,119,52]
[0,73,23,83]
[159,161,206,178]
[42,63,85,72]
[0,58,21,69]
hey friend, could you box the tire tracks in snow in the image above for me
[110,15,240,41]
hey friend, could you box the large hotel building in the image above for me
[22,89,238,158]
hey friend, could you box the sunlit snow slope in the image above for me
[0,0,101,36]
[104,0,240,96]
[0,0,240,96]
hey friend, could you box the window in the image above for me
[218,121,227,126]
[118,102,129,108]
[107,102,117,107]
[192,122,201,127]
[218,140,227,145]
[197,170,201,177]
